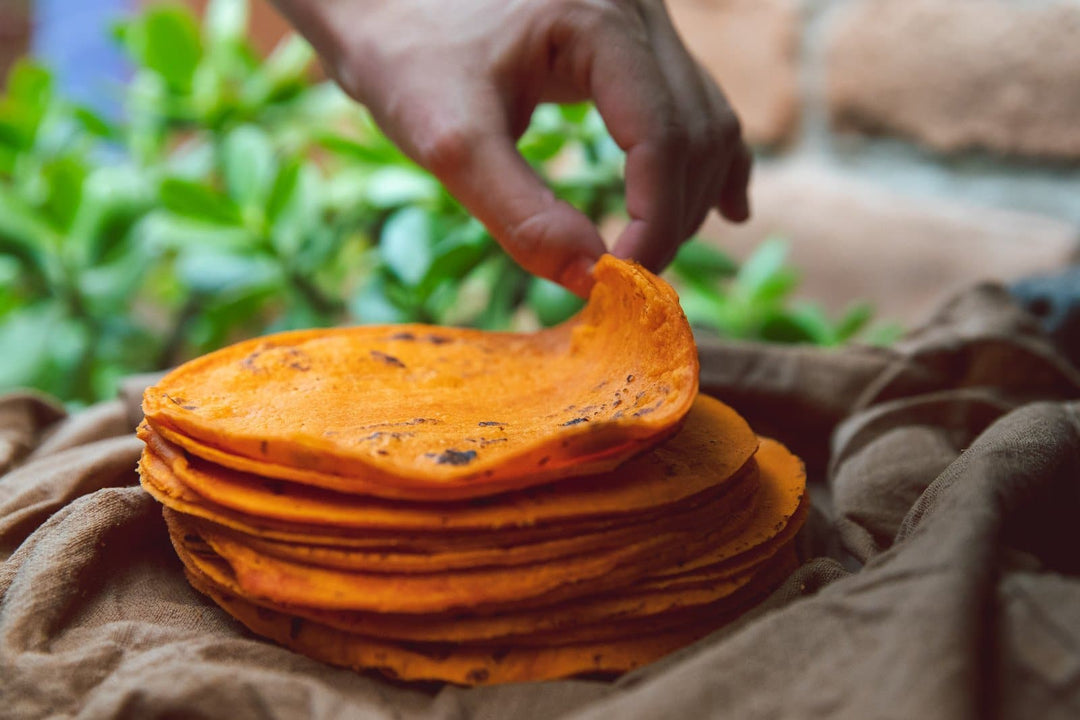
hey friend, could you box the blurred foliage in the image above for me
[672,237,903,347]
[0,0,896,407]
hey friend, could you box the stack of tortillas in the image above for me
[138,255,808,685]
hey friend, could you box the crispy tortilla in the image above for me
[139,394,757,531]
[190,505,758,613]
[143,256,698,500]
[141,448,758,556]
[187,569,718,685]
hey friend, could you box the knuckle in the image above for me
[686,118,712,155]
[653,118,691,154]
[506,213,548,260]
[414,125,475,176]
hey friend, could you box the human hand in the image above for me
[274,0,751,296]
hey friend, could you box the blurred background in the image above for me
[0,0,1078,406]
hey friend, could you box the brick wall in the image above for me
[670,0,1080,325]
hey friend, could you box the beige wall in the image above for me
[668,0,1080,324]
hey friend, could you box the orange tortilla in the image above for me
[173,520,798,646]
[649,436,807,578]
[139,394,757,531]
[188,571,719,685]
[190,499,760,613]
[161,436,805,618]
[183,471,758,574]
[143,256,699,500]
[141,447,758,555]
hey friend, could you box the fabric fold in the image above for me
[2,281,1078,719]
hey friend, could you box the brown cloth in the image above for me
[2,284,1079,720]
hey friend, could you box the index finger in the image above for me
[582,23,690,271]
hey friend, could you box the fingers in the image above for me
[416,125,606,297]
[577,3,750,273]
[719,140,752,222]
[581,20,689,272]
[646,14,719,243]
[299,0,755,290]
[698,64,752,223]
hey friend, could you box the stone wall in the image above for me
[670,0,1080,324]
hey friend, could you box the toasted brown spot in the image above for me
[431,449,477,466]
[370,351,406,369]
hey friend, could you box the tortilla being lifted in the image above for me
[139,395,757,532]
[143,256,699,500]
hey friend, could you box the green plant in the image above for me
[669,237,903,346]
[0,0,895,407]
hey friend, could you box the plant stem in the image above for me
[160,296,203,368]
[289,270,344,317]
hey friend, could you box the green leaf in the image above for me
[0,61,53,150]
[349,277,416,325]
[364,166,440,208]
[261,34,315,88]
[139,212,254,254]
[732,237,798,308]
[474,257,527,330]
[76,165,155,263]
[677,283,730,335]
[176,249,282,296]
[736,237,792,300]
[268,161,326,265]
[379,207,434,287]
[671,239,739,283]
[416,221,492,297]
[7,60,53,110]
[124,71,170,163]
[422,279,462,323]
[268,289,330,331]
[0,302,61,391]
[316,131,408,166]
[266,159,303,227]
[72,106,117,139]
[42,156,88,233]
[559,103,591,125]
[126,5,204,93]
[527,277,585,326]
[190,62,226,121]
[764,304,837,345]
[833,302,874,343]
[519,132,566,164]
[0,186,57,283]
[188,289,274,352]
[221,124,277,208]
[165,137,216,179]
[159,178,244,226]
[204,0,249,46]
[78,250,155,310]
[757,311,820,345]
